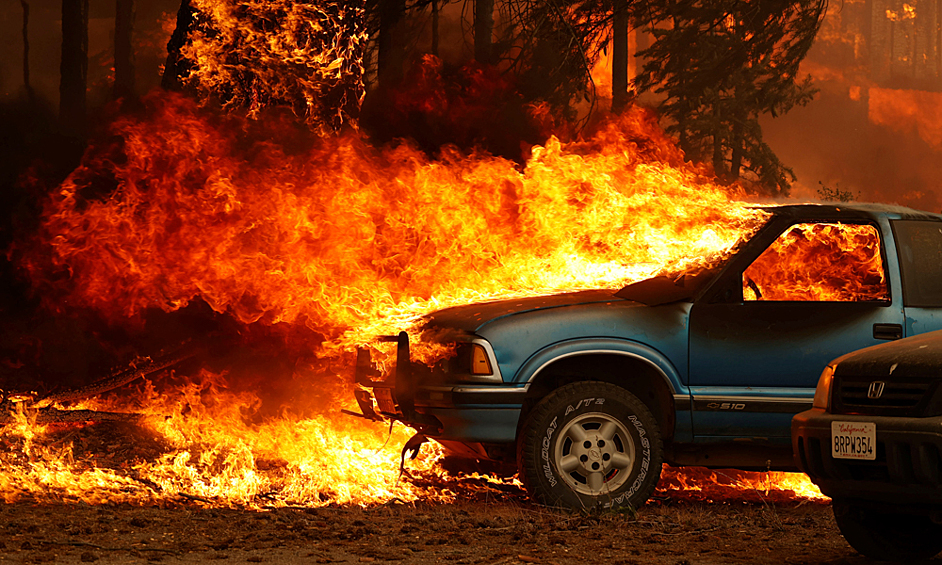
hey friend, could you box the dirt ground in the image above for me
[1,493,934,565]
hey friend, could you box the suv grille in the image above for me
[833,376,934,416]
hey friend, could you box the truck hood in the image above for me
[832,329,942,379]
[423,289,624,333]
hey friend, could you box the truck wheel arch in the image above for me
[516,344,679,443]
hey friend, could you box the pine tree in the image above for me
[633,0,826,195]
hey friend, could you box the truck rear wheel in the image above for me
[832,499,942,561]
[517,381,662,511]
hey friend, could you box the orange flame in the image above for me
[658,466,827,504]
[0,378,454,507]
[180,0,366,130]
[21,94,768,356]
[743,223,887,302]
[8,90,839,508]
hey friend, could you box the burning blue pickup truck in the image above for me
[351,203,942,510]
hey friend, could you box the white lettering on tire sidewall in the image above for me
[541,416,558,486]
[540,396,651,508]
[608,414,651,508]
[543,398,607,488]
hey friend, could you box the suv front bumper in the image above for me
[348,332,525,443]
[792,408,942,505]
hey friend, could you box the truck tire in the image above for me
[832,499,942,561]
[517,381,662,511]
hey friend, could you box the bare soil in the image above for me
[1,493,934,565]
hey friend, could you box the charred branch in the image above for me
[0,345,196,424]
[431,0,440,56]
[32,347,195,408]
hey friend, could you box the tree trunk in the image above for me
[711,98,727,179]
[60,0,88,138]
[712,135,726,180]
[21,0,31,96]
[377,0,406,89]
[431,0,439,57]
[474,0,494,64]
[729,118,743,183]
[114,0,136,100]
[611,0,629,113]
[678,123,691,159]
[161,0,194,91]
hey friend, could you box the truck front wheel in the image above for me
[517,381,663,510]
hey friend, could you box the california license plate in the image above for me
[831,421,876,460]
[374,387,397,414]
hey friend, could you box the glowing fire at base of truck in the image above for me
[0,370,825,508]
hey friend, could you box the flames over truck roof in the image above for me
[420,202,941,328]
[354,202,942,510]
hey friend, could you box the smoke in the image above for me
[762,84,942,213]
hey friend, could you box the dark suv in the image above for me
[792,330,942,561]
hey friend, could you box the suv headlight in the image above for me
[813,365,835,410]
[471,343,493,375]
[438,339,503,383]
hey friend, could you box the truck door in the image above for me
[688,221,904,440]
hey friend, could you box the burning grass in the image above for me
[0,372,825,508]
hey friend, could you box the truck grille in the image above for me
[833,376,934,416]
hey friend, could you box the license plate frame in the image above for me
[374,387,397,415]
[831,421,876,461]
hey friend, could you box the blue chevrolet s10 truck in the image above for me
[350,203,942,509]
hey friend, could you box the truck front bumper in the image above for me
[792,408,942,506]
[348,331,525,443]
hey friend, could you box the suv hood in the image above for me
[833,329,942,379]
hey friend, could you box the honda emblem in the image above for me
[867,381,886,399]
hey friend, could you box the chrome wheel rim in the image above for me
[553,412,635,496]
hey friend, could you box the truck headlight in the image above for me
[813,365,835,410]
[448,339,502,383]
[471,343,493,375]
